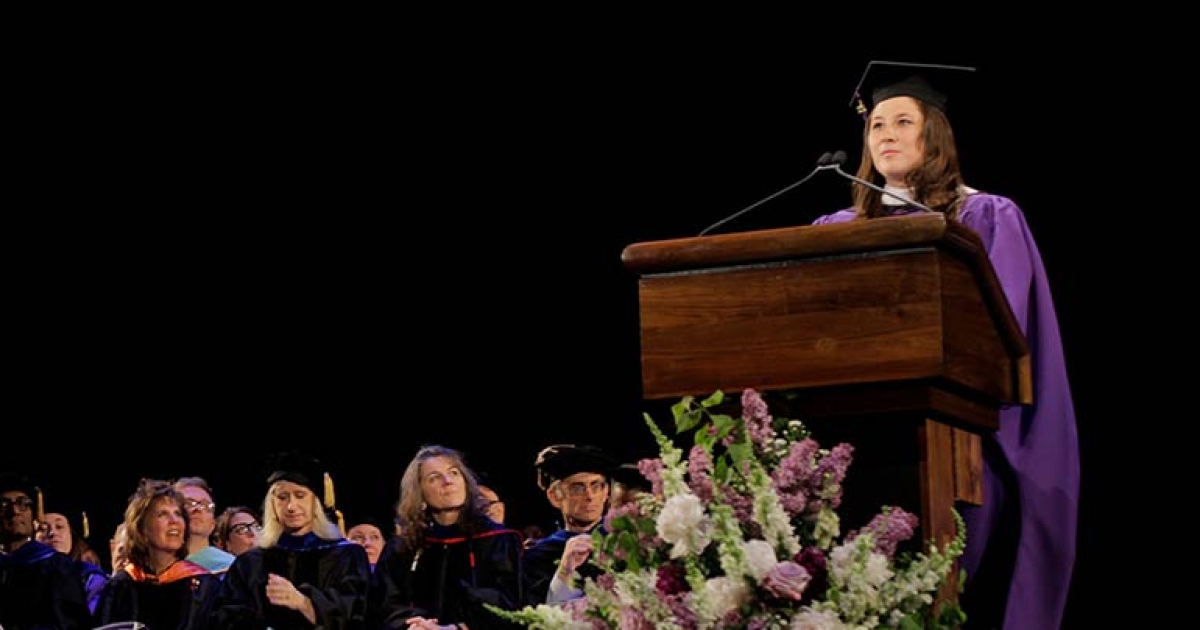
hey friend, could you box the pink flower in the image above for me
[762,561,811,600]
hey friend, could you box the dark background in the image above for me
[7,34,1172,628]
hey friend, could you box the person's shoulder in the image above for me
[78,558,107,577]
[811,208,858,225]
[959,190,1031,232]
[188,545,236,571]
[961,190,1025,216]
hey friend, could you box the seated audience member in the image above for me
[173,476,237,573]
[108,522,129,576]
[212,451,370,630]
[0,472,93,630]
[609,462,653,510]
[93,478,222,630]
[36,509,109,614]
[346,514,388,572]
[522,444,618,606]
[370,444,525,630]
[213,505,261,557]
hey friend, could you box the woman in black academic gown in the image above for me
[212,451,371,630]
[369,444,525,630]
[93,478,221,630]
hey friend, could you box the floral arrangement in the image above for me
[493,389,966,630]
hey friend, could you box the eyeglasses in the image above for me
[183,500,215,513]
[0,497,33,511]
[229,522,262,536]
[563,480,609,497]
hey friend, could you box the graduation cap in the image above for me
[43,501,92,540]
[610,463,652,493]
[345,512,389,538]
[850,60,977,118]
[0,471,44,522]
[534,444,618,491]
[264,451,344,531]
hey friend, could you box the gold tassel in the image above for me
[323,472,336,509]
[35,487,44,523]
[82,511,90,539]
[335,509,345,536]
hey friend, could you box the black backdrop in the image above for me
[7,36,1172,629]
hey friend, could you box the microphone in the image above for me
[821,150,935,212]
[697,153,833,236]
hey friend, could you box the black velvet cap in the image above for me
[0,472,44,521]
[534,444,618,491]
[345,512,389,535]
[0,472,37,499]
[264,451,326,493]
[850,60,976,117]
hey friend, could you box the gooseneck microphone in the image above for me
[697,151,935,237]
[821,150,935,213]
[697,155,834,237]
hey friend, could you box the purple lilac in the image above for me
[847,507,918,558]
[687,445,715,503]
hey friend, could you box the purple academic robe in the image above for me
[814,194,1080,630]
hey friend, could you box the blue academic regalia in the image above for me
[0,540,93,630]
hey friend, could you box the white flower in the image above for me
[742,539,777,580]
[700,575,751,621]
[657,492,712,558]
[790,608,847,630]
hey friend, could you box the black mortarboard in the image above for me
[610,463,652,492]
[345,512,388,535]
[264,451,336,505]
[264,451,344,531]
[0,472,36,499]
[850,60,976,118]
[534,444,619,491]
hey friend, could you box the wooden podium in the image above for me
[621,213,1030,601]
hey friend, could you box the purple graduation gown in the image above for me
[814,194,1080,630]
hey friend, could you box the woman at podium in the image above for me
[811,60,1080,630]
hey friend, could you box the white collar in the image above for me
[881,184,979,205]
[882,185,915,206]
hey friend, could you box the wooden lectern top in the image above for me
[621,213,1031,428]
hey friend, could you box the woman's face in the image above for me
[347,523,385,565]
[144,497,187,554]
[271,481,315,535]
[224,511,260,556]
[419,456,467,511]
[36,512,73,554]
[868,96,926,187]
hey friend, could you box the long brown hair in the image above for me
[853,99,966,219]
[394,444,494,553]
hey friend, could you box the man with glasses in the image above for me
[521,444,618,606]
[0,471,93,629]
[173,476,236,573]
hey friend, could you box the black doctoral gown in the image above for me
[212,533,371,630]
[94,558,220,630]
[369,522,524,630]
